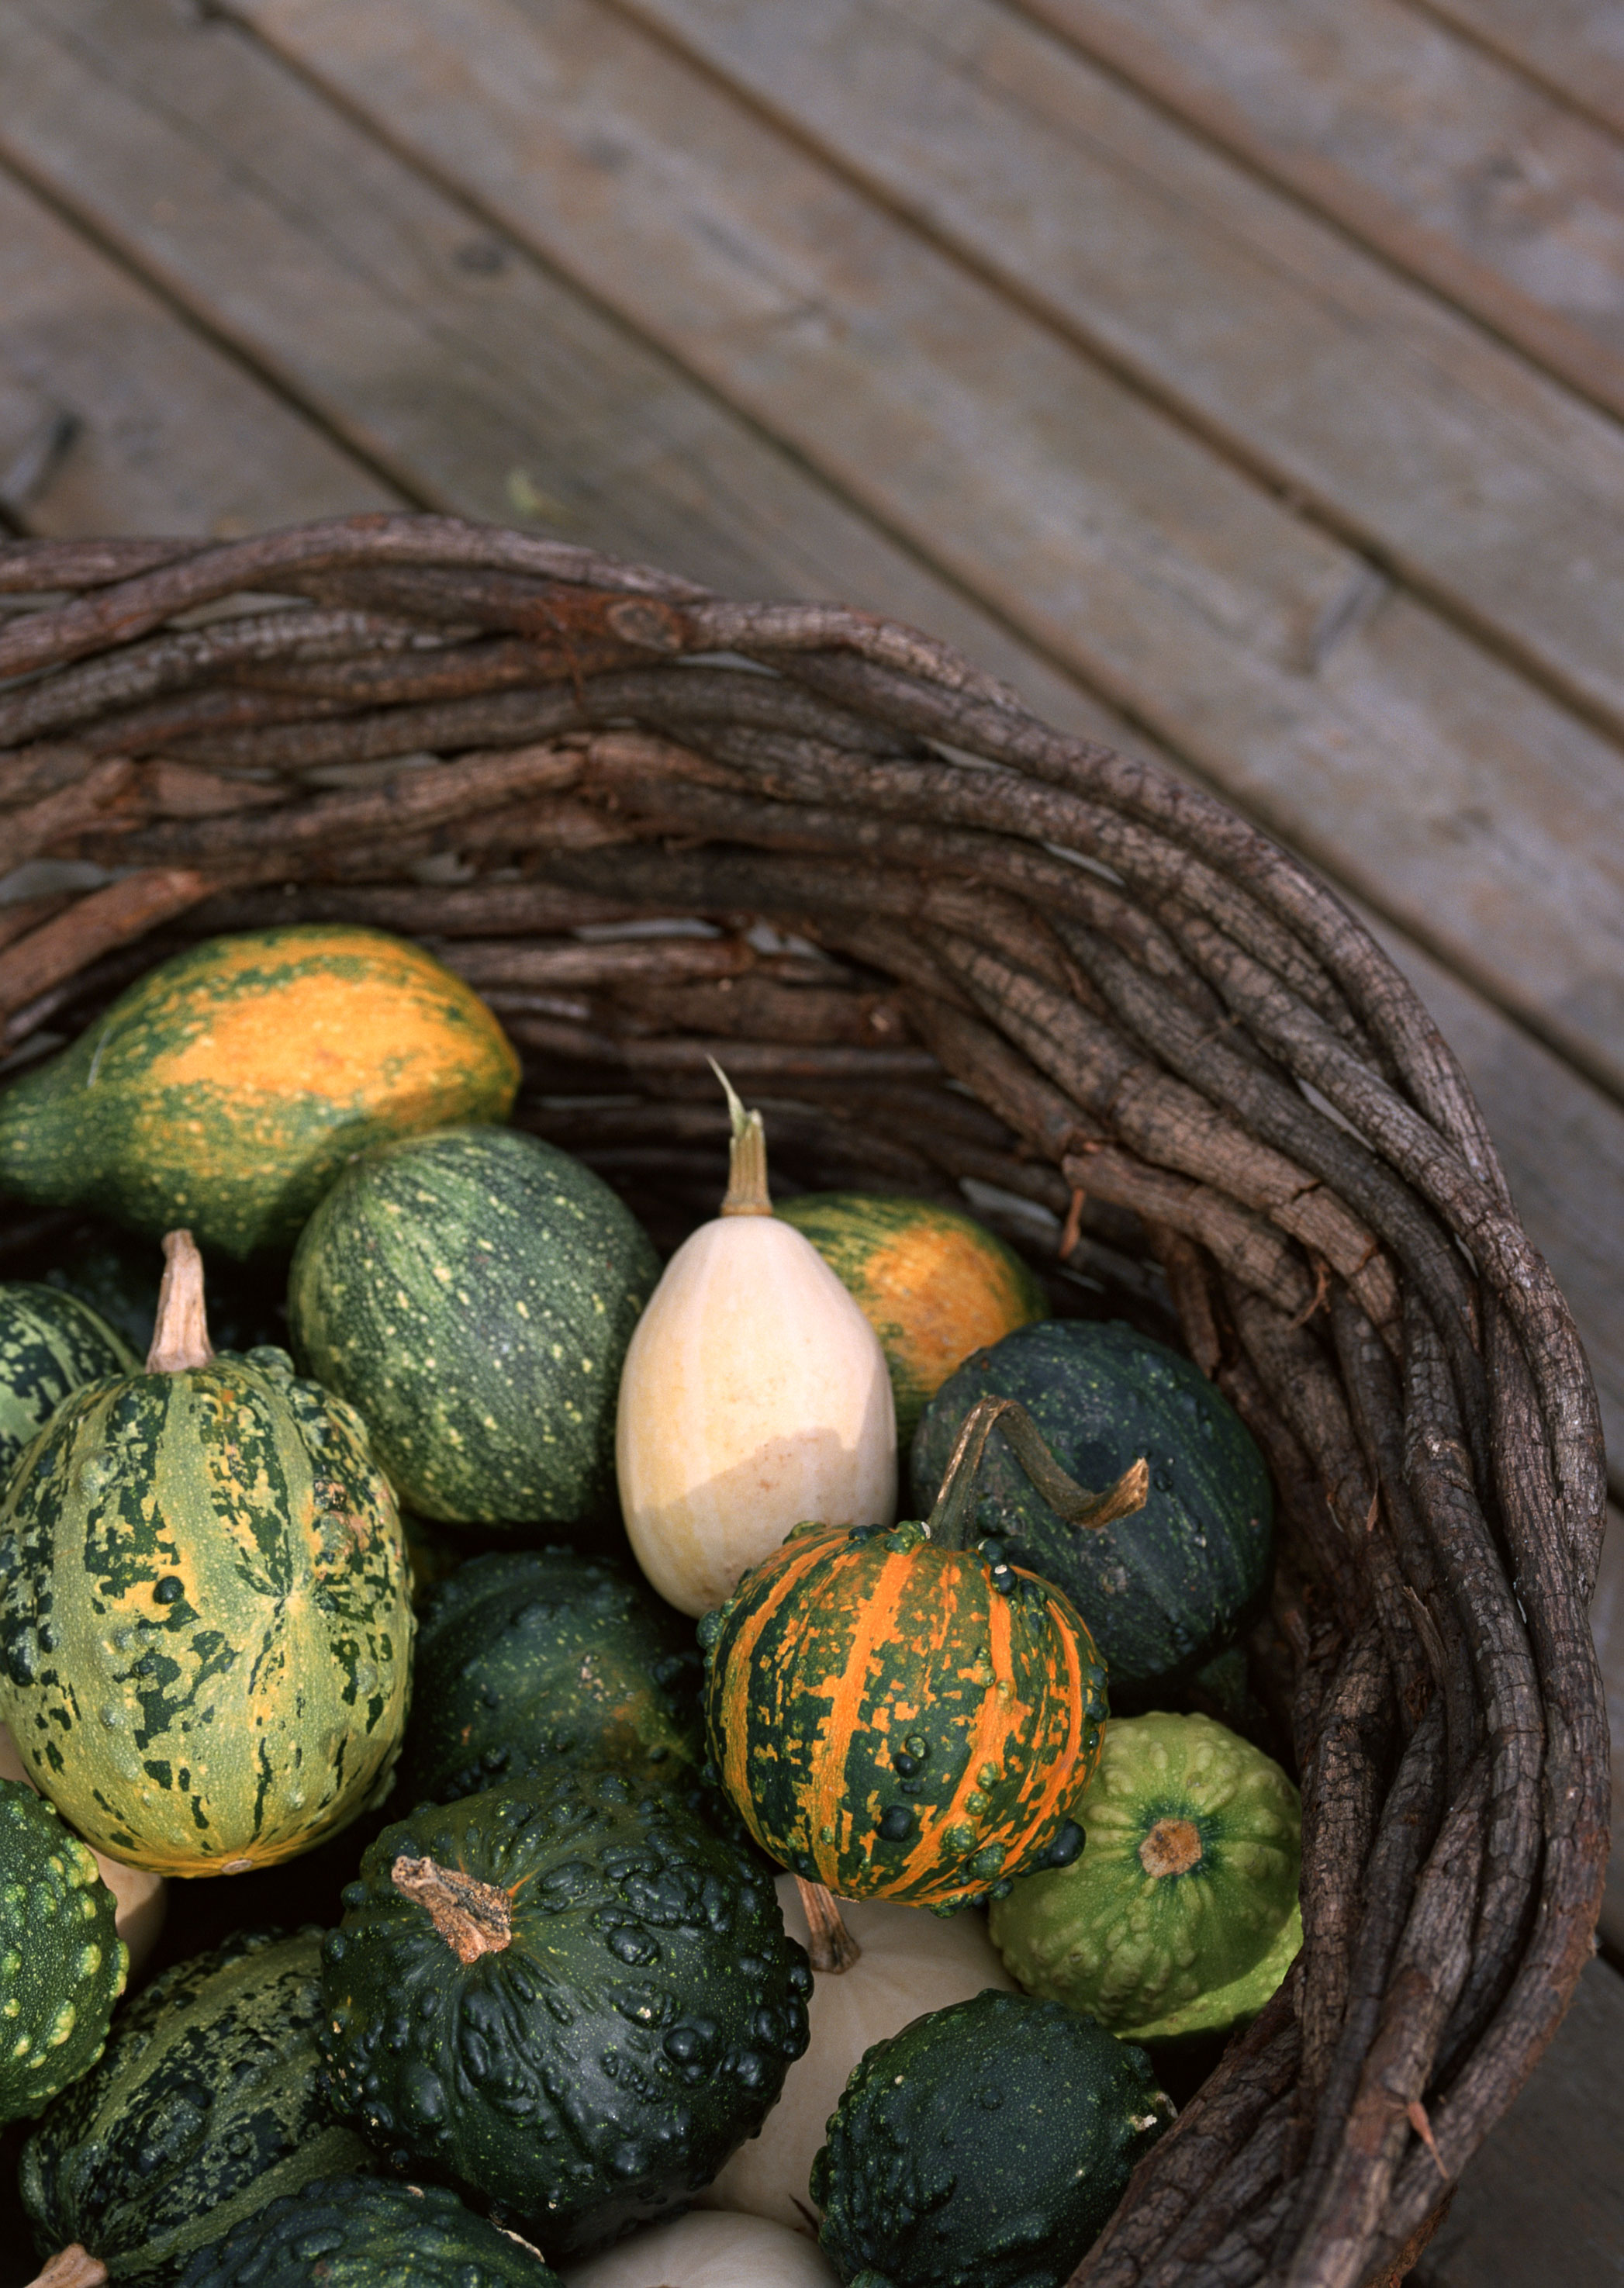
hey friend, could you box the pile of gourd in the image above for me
[0,926,1304,2288]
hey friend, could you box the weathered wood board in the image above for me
[173,0,1624,1113]
[1422,0,1624,140]
[1017,0,1624,428]
[0,154,396,535]
[1585,1505,1624,1960]
[620,0,1624,755]
[1411,1953,1624,2285]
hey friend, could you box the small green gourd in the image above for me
[175,2174,561,2288]
[0,1282,134,1486]
[989,1710,1302,2042]
[811,1989,1172,2288]
[0,1778,126,2124]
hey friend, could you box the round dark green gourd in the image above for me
[912,1321,1273,1695]
[287,1125,661,1529]
[21,1928,374,2284]
[319,1772,811,2256]
[177,2174,562,2288]
[0,1778,127,2124]
[0,1259,413,1876]
[0,1282,134,1486]
[810,1990,1172,2288]
[394,1548,702,1808]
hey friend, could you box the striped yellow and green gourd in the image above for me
[700,1398,1145,1910]
[0,925,520,1260]
[0,1234,413,1875]
[775,1192,1047,1444]
[0,1283,136,1486]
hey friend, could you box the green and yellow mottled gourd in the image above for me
[0,1777,126,2124]
[701,1398,1145,1909]
[775,1192,1047,1445]
[0,1232,413,1875]
[0,1283,135,1486]
[0,926,520,1259]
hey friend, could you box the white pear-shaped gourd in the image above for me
[561,2210,838,2287]
[615,1072,896,1616]
[697,1874,1016,2234]
[0,1721,167,1977]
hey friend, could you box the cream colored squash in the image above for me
[0,1720,167,1977]
[561,2210,837,2287]
[697,1872,1015,2234]
[616,1075,895,1616]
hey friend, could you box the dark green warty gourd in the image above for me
[319,1771,811,2256]
[0,1778,126,2124]
[0,1282,134,1487]
[21,1927,372,2284]
[914,1321,1273,1695]
[811,1989,1173,2288]
[393,1547,702,1808]
[287,1125,660,1529]
[177,2173,561,2288]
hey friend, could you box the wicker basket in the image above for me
[0,515,1608,2288]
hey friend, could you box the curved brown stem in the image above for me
[926,1394,1148,1552]
[795,1876,862,1974]
[392,1853,512,1964]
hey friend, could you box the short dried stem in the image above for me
[796,1876,862,1973]
[712,1057,772,1215]
[392,1853,512,1964]
[146,1230,214,1373]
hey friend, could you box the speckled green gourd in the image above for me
[288,1125,660,1528]
[0,1282,135,1486]
[394,1548,701,1808]
[21,1928,374,2283]
[176,2175,561,2288]
[0,927,520,1260]
[989,1711,1302,2042]
[319,1771,811,2255]
[0,1778,127,2123]
[914,1322,1273,1695]
[0,1253,413,1875]
[810,1989,1171,2288]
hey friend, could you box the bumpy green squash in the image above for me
[810,1989,1172,2288]
[393,1547,701,1808]
[914,1321,1273,1695]
[0,926,520,1259]
[0,1777,126,2123]
[989,1710,1302,2042]
[177,2175,561,2288]
[319,1771,811,2255]
[0,1236,413,1874]
[288,1125,660,1527]
[0,1282,134,1485]
[21,1927,373,2283]
[776,1192,1047,1444]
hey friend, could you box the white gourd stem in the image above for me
[925,1395,1149,1551]
[711,1059,772,1216]
[795,1875,862,1974]
[146,1229,215,1374]
[27,2250,109,2288]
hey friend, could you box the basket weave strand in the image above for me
[0,513,1608,2288]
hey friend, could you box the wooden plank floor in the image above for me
[0,2,1619,2278]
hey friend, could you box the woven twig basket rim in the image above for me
[0,513,1608,2288]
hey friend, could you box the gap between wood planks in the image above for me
[43,0,1624,1116]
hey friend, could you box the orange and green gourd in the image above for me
[700,1397,1146,1910]
[0,1231,413,1876]
[775,1192,1047,1444]
[0,926,520,1260]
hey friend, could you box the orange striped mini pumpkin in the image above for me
[698,1398,1145,1910]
